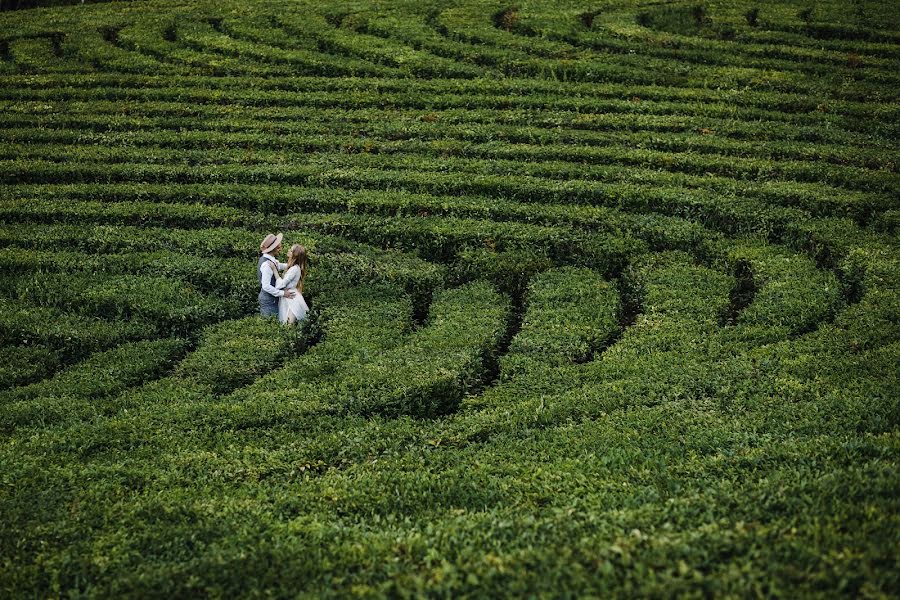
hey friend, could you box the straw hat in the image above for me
[259,233,283,254]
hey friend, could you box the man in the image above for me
[258,233,296,317]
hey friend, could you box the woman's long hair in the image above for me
[286,244,308,293]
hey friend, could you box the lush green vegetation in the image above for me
[0,0,897,596]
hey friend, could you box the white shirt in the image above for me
[260,253,288,297]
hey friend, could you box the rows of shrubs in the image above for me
[3,241,894,596]
[3,80,894,140]
[2,161,892,240]
[510,4,900,74]
[0,182,889,340]
[5,116,893,173]
[1,0,897,595]
[500,267,621,379]
[2,68,893,121]
[3,96,887,154]
[431,5,899,97]
[11,4,895,97]
[0,219,446,388]
[4,133,895,197]
[4,156,888,227]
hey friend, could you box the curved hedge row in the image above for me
[501,267,620,378]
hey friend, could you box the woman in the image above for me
[277,244,309,325]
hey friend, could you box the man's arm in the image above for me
[260,262,284,297]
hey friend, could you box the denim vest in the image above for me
[257,256,279,315]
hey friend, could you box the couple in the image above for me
[257,233,309,325]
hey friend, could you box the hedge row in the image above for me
[0,343,60,390]
[2,176,878,257]
[1,189,880,324]
[237,12,483,79]
[0,198,646,280]
[0,285,395,435]
[2,100,887,154]
[433,6,900,97]
[175,316,304,395]
[206,283,508,427]
[5,116,893,172]
[514,6,900,76]
[0,297,150,365]
[466,250,736,419]
[13,270,241,334]
[0,189,872,324]
[0,199,891,600]
[0,223,444,313]
[500,267,621,379]
[3,155,890,225]
[329,282,510,418]
[0,184,717,253]
[482,251,738,419]
[6,36,88,74]
[1,82,893,139]
[722,240,844,345]
[0,68,890,120]
[224,283,415,411]
[380,7,895,99]
[295,212,645,274]
[3,310,894,598]
[112,17,284,77]
[5,130,894,196]
[58,5,874,96]
[1,338,186,405]
[61,29,182,75]
[0,179,874,257]
[176,18,399,78]
[0,338,187,434]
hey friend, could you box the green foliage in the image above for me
[3,338,186,404]
[0,0,897,597]
[333,282,510,418]
[14,271,239,335]
[0,343,59,389]
[501,267,620,378]
[176,317,303,394]
[0,338,186,433]
[745,7,760,27]
[723,240,844,345]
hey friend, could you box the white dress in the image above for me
[277,265,309,324]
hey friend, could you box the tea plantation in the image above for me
[0,0,898,596]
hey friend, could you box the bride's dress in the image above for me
[277,265,308,324]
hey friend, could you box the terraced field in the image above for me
[0,0,898,596]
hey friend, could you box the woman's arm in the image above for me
[277,266,299,290]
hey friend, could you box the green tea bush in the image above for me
[724,240,844,344]
[0,338,186,433]
[501,267,620,378]
[0,297,149,362]
[198,283,415,430]
[14,271,239,335]
[0,343,59,389]
[333,282,510,418]
[453,246,555,298]
[176,317,304,394]
[2,338,186,404]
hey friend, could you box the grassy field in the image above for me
[0,0,898,596]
